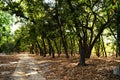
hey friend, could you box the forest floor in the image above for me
[0,53,120,80]
[0,53,19,80]
[34,54,120,80]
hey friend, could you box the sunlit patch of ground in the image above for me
[12,53,46,80]
[34,54,120,80]
[0,54,19,80]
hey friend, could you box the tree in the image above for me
[0,11,13,53]
[115,2,120,57]
[106,0,120,57]
[66,0,114,65]
[13,25,30,53]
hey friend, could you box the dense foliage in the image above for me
[0,11,13,53]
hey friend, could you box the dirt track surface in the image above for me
[12,54,46,80]
[0,53,120,80]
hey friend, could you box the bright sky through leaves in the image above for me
[44,0,55,5]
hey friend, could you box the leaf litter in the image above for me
[0,53,120,80]
[0,54,19,80]
[34,55,120,80]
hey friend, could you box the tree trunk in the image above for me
[70,37,73,56]
[78,39,86,66]
[95,37,100,57]
[34,44,39,55]
[53,39,61,57]
[58,19,69,58]
[116,8,120,57]
[47,38,52,56]
[51,46,55,58]
[42,37,47,57]
[55,3,69,58]
[79,49,86,66]
[84,44,91,58]
[47,38,55,58]
[101,36,107,57]
[36,40,43,56]
[30,44,34,54]
[62,36,69,58]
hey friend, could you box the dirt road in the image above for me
[12,53,46,80]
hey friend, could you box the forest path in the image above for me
[12,53,46,80]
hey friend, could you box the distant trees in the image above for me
[0,11,13,53]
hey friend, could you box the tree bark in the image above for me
[53,39,61,57]
[47,38,52,56]
[47,38,55,58]
[36,40,43,56]
[42,37,47,57]
[55,2,69,58]
[116,8,120,57]
[30,44,34,54]
[101,36,107,57]
[70,38,74,56]
[95,37,100,57]
[78,39,86,66]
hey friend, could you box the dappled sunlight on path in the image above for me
[12,54,46,80]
